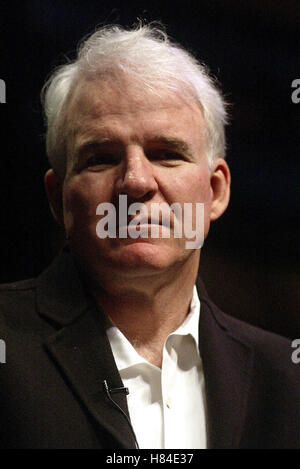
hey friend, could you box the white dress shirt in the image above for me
[106,286,207,449]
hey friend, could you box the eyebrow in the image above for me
[148,136,192,155]
[74,138,113,159]
[73,135,193,160]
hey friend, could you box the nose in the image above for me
[114,146,158,200]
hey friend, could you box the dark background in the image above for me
[0,0,299,338]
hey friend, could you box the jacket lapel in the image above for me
[37,248,254,449]
[197,279,254,449]
[37,247,136,448]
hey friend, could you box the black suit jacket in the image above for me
[0,248,299,448]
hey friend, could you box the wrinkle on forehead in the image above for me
[64,75,207,168]
[68,73,203,120]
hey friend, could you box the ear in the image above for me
[44,169,64,226]
[210,158,231,221]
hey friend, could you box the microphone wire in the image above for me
[103,380,140,450]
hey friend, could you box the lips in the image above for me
[118,213,171,228]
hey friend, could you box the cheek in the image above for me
[159,166,212,237]
[159,166,212,204]
[62,175,113,233]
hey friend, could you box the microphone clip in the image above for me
[103,380,129,397]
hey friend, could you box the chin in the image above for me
[104,240,185,273]
[72,235,193,279]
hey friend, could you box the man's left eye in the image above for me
[149,151,183,161]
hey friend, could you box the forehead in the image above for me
[65,76,206,148]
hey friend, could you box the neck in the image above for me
[87,253,200,367]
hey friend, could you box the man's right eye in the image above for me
[84,154,118,168]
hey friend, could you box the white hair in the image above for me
[41,23,228,174]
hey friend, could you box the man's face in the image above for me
[49,77,229,282]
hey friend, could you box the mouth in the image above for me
[117,213,172,229]
[115,214,171,241]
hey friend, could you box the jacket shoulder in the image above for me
[0,278,39,329]
[0,278,36,304]
[204,296,296,374]
[0,278,36,291]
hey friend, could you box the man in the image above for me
[0,23,299,449]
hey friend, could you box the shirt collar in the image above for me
[171,285,200,350]
[106,285,201,372]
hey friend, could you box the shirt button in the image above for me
[166,397,172,409]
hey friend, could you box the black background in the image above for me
[0,0,299,338]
